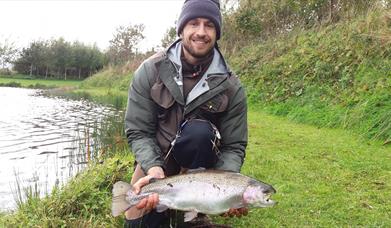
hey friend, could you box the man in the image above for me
[124,0,248,227]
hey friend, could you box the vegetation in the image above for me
[0,76,81,89]
[13,38,105,80]
[228,9,390,142]
[106,24,145,65]
[1,110,389,227]
[0,23,148,81]
[0,38,17,69]
[220,0,390,53]
[0,153,133,227]
[0,0,390,227]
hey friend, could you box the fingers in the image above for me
[135,193,159,210]
[135,198,148,209]
[146,193,159,210]
[132,175,153,194]
[133,166,165,194]
[131,167,164,211]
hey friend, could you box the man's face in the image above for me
[181,18,217,62]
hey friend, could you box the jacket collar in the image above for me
[160,39,232,107]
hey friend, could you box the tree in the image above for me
[107,23,145,65]
[0,39,17,70]
[160,26,177,49]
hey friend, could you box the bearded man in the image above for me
[124,0,248,227]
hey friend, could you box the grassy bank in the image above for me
[1,109,389,227]
[0,76,81,89]
[42,66,132,109]
[0,67,131,109]
[230,9,391,142]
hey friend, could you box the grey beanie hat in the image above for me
[177,0,222,40]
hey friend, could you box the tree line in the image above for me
[12,38,103,80]
[0,23,145,80]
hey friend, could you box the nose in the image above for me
[195,24,207,37]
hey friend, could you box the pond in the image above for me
[0,87,116,211]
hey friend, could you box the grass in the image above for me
[1,108,389,227]
[212,108,391,227]
[0,76,82,89]
[0,153,134,227]
[230,9,391,141]
[0,73,129,109]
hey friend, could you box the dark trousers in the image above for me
[171,119,218,169]
[125,119,218,228]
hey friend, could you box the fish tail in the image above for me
[112,181,132,217]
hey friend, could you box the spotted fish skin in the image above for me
[112,170,276,217]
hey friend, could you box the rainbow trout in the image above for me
[112,170,276,221]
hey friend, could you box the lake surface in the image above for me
[0,87,115,211]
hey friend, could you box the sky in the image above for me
[0,0,184,52]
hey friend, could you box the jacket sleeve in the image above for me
[124,62,164,174]
[214,84,247,172]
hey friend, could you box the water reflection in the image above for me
[0,87,115,211]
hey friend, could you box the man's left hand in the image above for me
[221,207,248,218]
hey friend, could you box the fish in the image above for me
[112,170,276,221]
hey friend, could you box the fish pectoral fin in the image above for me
[155,204,169,213]
[184,211,198,222]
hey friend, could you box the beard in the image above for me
[182,37,215,60]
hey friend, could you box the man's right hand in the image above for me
[132,166,165,210]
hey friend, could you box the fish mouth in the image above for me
[263,193,276,206]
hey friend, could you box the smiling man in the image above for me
[123,0,248,227]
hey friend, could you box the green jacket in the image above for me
[125,40,247,175]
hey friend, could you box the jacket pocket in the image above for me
[151,81,176,120]
[200,93,229,113]
[151,81,175,109]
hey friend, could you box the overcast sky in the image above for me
[0,0,184,52]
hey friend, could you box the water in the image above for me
[0,87,115,211]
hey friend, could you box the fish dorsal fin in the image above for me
[184,211,198,222]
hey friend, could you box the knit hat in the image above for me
[177,0,222,40]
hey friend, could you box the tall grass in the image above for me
[230,9,391,141]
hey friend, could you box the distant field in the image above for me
[0,76,82,88]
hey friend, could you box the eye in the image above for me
[206,22,215,28]
[188,20,198,27]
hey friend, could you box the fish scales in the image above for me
[112,170,276,218]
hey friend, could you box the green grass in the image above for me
[50,66,132,109]
[1,109,389,227]
[230,9,391,141]
[212,108,391,227]
[0,71,130,109]
[0,153,133,227]
[0,76,82,89]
